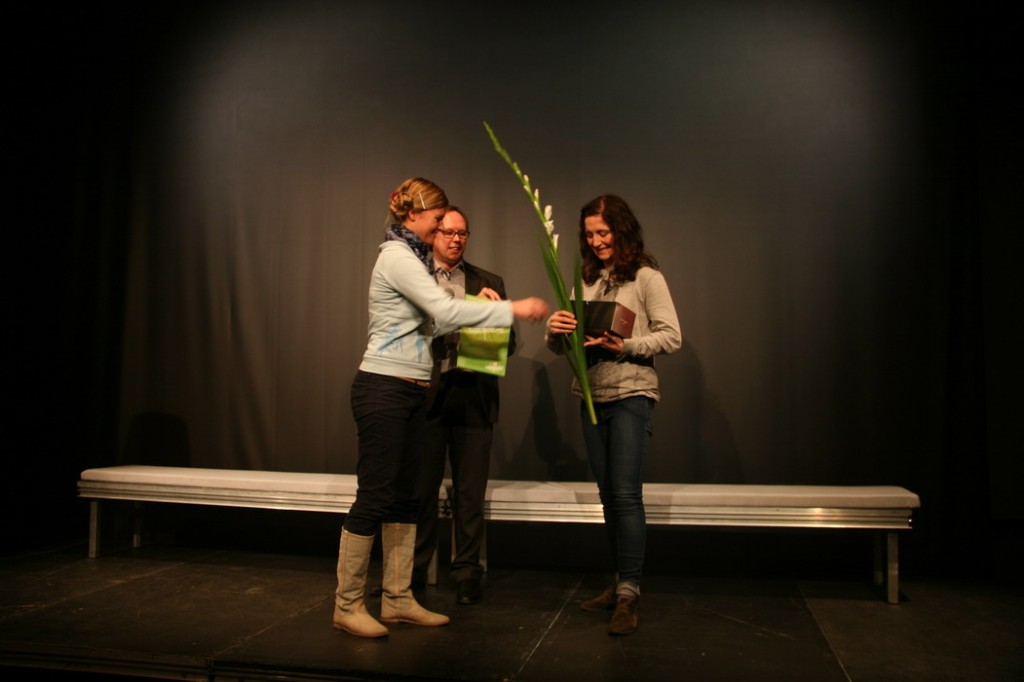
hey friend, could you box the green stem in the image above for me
[561,333,597,425]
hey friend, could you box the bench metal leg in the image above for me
[132,501,144,549]
[886,531,900,605]
[872,532,901,604]
[480,522,487,573]
[88,500,101,558]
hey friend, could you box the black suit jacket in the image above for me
[431,260,516,424]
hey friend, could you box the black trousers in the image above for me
[414,371,493,582]
[345,370,428,536]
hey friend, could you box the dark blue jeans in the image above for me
[344,370,429,536]
[580,395,654,587]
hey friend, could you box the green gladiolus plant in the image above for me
[483,122,597,424]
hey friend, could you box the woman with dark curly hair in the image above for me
[545,194,681,636]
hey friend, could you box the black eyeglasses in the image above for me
[438,229,470,239]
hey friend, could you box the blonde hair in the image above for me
[389,177,448,223]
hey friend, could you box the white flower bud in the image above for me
[544,205,552,220]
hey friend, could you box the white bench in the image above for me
[467,480,920,604]
[78,466,920,604]
[78,466,362,557]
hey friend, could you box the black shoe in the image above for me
[456,577,482,605]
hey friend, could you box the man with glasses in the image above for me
[413,206,516,606]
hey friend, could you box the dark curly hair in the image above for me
[578,194,658,285]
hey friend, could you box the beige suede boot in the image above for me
[379,523,450,626]
[332,529,389,638]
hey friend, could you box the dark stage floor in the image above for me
[1,518,1021,682]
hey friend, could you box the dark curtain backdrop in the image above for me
[9,1,1019,564]
[115,0,945,481]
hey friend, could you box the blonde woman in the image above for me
[333,177,548,638]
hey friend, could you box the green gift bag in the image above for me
[455,295,511,376]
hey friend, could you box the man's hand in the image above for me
[476,286,501,302]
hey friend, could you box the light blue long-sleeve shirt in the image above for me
[359,240,514,381]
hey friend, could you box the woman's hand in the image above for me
[511,297,551,322]
[546,310,577,335]
[584,332,624,352]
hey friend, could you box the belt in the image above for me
[396,376,431,388]
[439,369,480,386]
[586,348,654,368]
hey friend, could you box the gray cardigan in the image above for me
[546,266,681,403]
